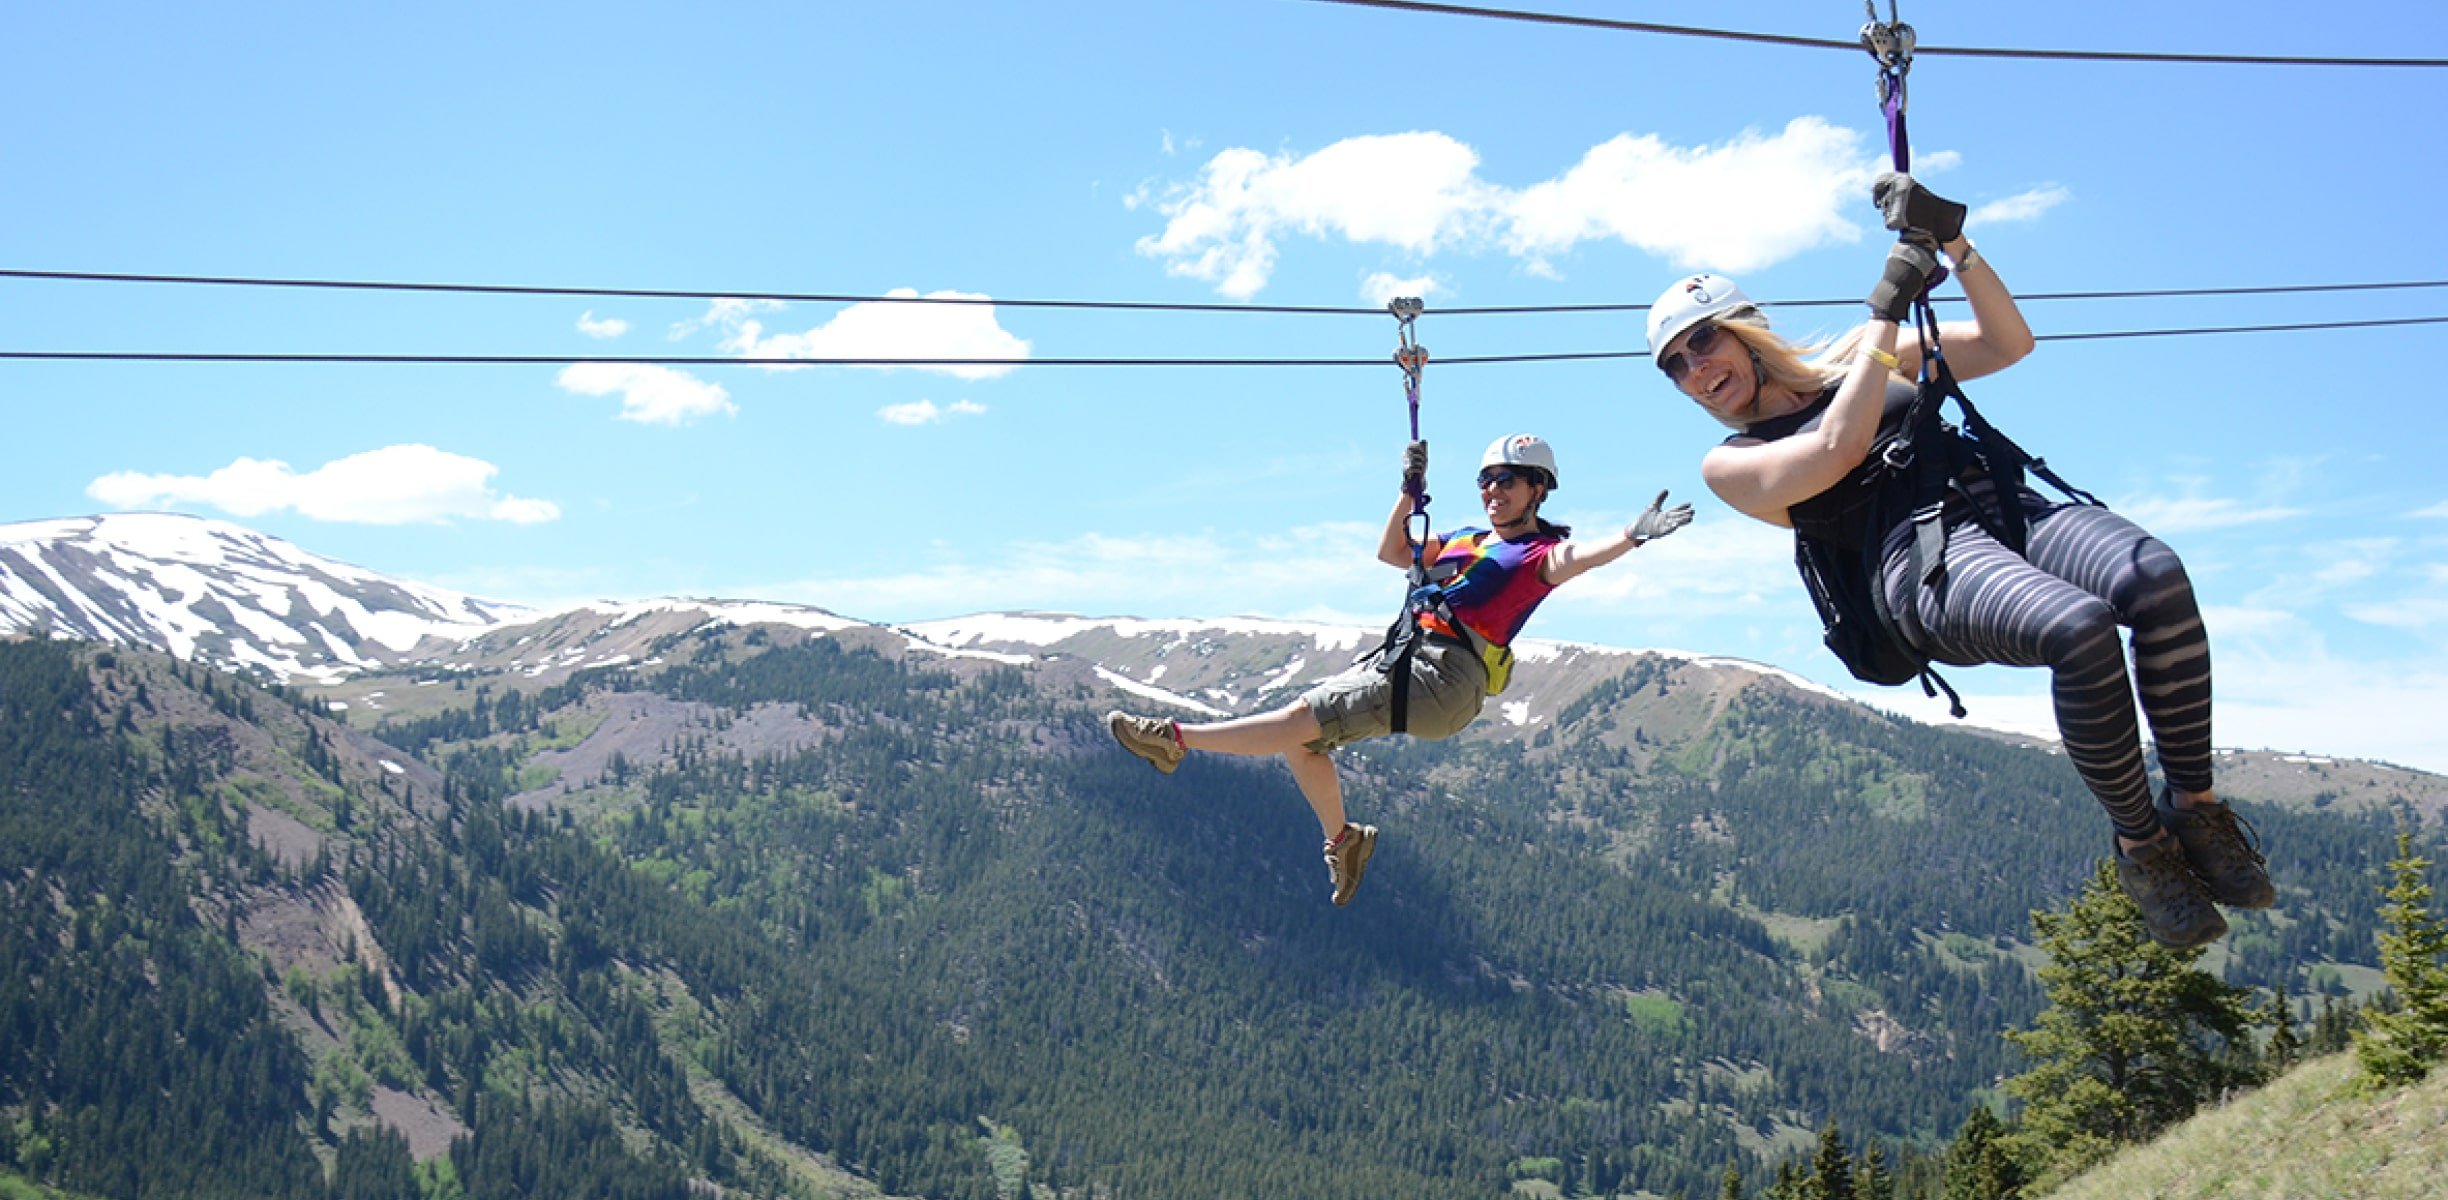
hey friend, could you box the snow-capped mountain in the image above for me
[0,514,532,682]
[0,513,1811,740]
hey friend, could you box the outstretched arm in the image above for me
[1541,492,1693,586]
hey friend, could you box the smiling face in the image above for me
[1660,318,1757,423]
[1476,466,1546,530]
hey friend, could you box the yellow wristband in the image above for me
[1865,346,1900,371]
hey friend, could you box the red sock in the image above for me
[1168,721,1184,748]
[1327,824,1349,847]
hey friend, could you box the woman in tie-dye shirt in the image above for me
[1106,434,1692,907]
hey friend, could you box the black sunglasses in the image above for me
[1656,319,1726,383]
[1477,467,1538,490]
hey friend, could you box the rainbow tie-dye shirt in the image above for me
[1430,528,1559,647]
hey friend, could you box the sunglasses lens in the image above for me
[1478,469,1514,489]
[1659,321,1719,382]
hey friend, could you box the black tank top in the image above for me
[1734,379,1920,550]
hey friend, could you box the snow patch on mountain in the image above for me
[0,513,530,679]
[902,612,1374,655]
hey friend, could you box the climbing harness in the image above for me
[1782,3,2108,718]
[1370,297,1472,733]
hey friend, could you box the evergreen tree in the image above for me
[2311,994,2361,1056]
[2003,860,2255,1186]
[1722,1162,1746,1200]
[1809,1119,1855,1200]
[1939,1105,2021,1200]
[2264,982,2302,1074]
[2356,830,2448,1087]
[1855,1137,1893,1200]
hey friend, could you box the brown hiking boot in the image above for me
[1324,823,1378,906]
[2158,790,2275,909]
[1106,711,1185,774]
[2116,835,2227,949]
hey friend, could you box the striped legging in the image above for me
[1880,487,2213,840]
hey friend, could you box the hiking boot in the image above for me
[2115,835,2228,949]
[1324,823,1378,907]
[2158,790,2276,909]
[1106,711,1184,775]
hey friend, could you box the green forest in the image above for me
[0,629,2433,1199]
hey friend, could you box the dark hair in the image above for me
[1524,478,1569,539]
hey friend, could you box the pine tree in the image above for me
[1810,1119,1855,1200]
[2264,981,2302,1074]
[1939,1105,2022,1200]
[2357,830,2448,1087]
[2003,859,2256,1186]
[1722,1161,1746,1200]
[1855,1137,1894,1200]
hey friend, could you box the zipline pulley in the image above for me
[1389,296,1432,561]
[1860,0,1915,108]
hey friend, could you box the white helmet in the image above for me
[1645,272,1761,359]
[1480,433,1559,490]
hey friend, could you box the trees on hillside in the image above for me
[2002,860,2256,1187]
[2356,830,2448,1087]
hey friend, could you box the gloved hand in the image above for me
[1867,237,1939,323]
[1401,440,1428,491]
[1627,491,1694,545]
[1873,172,1966,246]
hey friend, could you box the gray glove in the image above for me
[1627,491,1694,544]
[1401,440,1427,491]
[1867,237,1939,323]
[1873,172,1966,246]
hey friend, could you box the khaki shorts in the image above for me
[1302,639,1488,753]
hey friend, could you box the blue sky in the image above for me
[6,1,2447,770]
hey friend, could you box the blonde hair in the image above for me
[1687,312,1891,430]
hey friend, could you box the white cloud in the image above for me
[87,444,559,526]
[686,290,1031,381]
[878,399,988,426]
[576,310,629,339]
[1968,185,2070,228]
[1134,119,1893,297]
[2414,500,2448,519]
[671,298,783,340]
[2344,596,2448,631]
[2115,494,2302,534]
[1360,272,1440,308]
[1502,118,1880,274]
[739,522,1394,629]
[1135,132,1500,299]
[556,362,736,425]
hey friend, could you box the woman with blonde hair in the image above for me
[1645,173,2270,948]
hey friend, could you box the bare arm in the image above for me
[1540,527,1638,586]
[1894,236,2033,383]
[1700,321,1905,526]
[1541,492,1693,586]
[1375,491,1441,570]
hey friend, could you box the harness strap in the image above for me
[1387,297,1431,732]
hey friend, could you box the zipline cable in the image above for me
[6,316,2443,368]
[1298,0,2448,68]
[4,267,2444,317]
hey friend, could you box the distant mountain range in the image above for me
[4,510,2443,1199]
[0,510,1841,732]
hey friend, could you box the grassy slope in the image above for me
[2045,1052,2448,1200]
